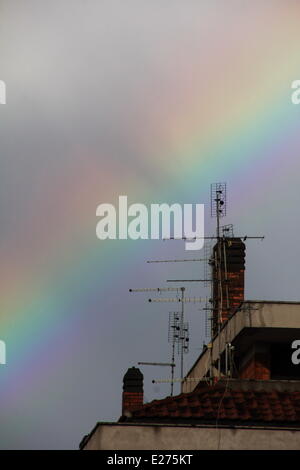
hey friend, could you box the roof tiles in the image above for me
[126,385,300,426]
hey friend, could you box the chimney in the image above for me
[212,237,245,336]
[122,367,143,415]
[239,344,271,380]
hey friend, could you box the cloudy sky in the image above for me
[0,1,300,449]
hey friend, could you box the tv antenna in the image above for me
[211,183,227,339]
[211,182,227,239]
[137,361,176,396]
[130,287,202,388]
[130,183,265,392]
[147,258,206,263]
[167,311,189,395]
[156,183,264,381]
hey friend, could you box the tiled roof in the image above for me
[124,384,300,426]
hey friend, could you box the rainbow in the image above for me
[1,2,300,447]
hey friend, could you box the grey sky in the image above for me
[0,1,300,449]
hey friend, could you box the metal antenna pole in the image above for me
[147,291,202,386]
[211,183,227,378]
[129,287,182,293]
[163,236,264,241]
[129,183,265,388]
[148,297,203,303]
[168,311,181,396]
[171,340,175,395]
[138,362,175,367]
[130,286,194,395]
[180,288,184,381]
[147,258,206,263]
[137,362,176,396]
[167,279,210,282]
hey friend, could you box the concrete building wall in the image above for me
[83,423,300,450]
[183,301,300,393]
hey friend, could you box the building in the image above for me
[80,239,300,450]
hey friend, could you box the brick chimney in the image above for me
[122,367,143,415]
[212,237,245,336]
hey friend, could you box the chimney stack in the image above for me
[212,237,245,336]
[122,367,143,415]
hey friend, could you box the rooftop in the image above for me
[121,379,300,427]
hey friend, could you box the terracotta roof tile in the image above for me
[128,384,300,425]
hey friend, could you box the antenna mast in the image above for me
[129,286,197,393]
[130,183,265,391]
